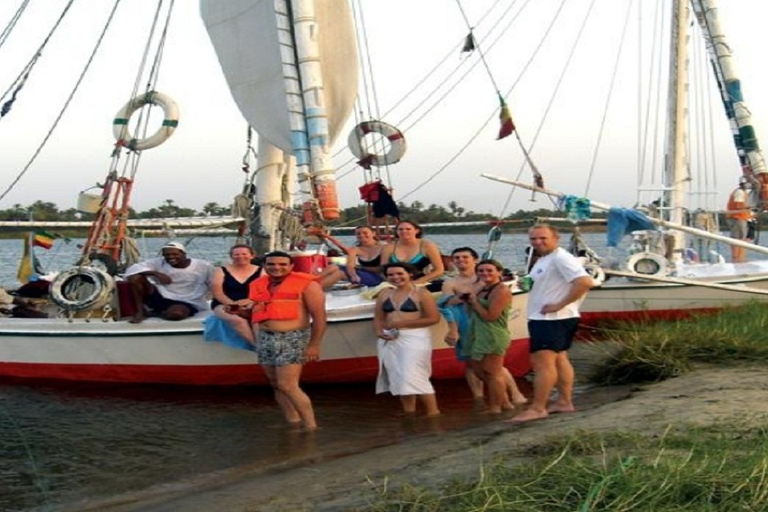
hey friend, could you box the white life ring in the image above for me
[584,263,606,287]
[348,121,406,167]
[113,91,179,151]
[626,252,668,278]
[50,266,115,312]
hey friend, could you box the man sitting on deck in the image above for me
[124,242,214,323]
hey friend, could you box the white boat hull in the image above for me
[581,263,768,325]
[0,289,531,385]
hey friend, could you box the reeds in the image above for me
[589,301,768,385]
[367,426,768,511]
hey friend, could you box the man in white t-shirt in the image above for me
[124,242,214,323]
[511,224,594,423]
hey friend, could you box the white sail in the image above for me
[199,0,358,152]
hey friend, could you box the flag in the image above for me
[33,230,55,249]
[497,98,515,140]
[461,32,476,54]
[16,236,42,284]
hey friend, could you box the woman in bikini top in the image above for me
[380,220,444,285]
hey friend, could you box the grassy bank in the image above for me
[367,425,768,511]
[366,303,768,511]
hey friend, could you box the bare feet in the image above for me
[547,404,576,414]
[506,409,549,423]
[129,314,145,324]
[512,395,529,406]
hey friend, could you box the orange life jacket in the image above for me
[727,189,752,220]
[249,272,317,323]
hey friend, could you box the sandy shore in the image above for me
[68,362,768,512]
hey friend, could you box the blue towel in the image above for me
[606,207,657,247]
[437,295,471,362]
[203,315,254,352]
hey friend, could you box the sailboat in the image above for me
[482,0,768,325]
[0,0,531,385]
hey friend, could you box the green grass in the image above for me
[589,301,768,385]
[364,303,768,511]
[366,426,768,511]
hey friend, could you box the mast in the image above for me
[690,0,768,207]
[663,0,690,261]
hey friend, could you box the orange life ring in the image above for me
[348,121,406,168]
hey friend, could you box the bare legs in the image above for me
[399,394,440,416]
[318,265,346,290]
[470,354,509,413]
[213,305,255,345]
[262,364,317,430]
[511,349,574,423]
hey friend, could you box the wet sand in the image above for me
[67,362,768,512]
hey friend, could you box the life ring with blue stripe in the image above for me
[113,91,179,151]
[348,121,406,168]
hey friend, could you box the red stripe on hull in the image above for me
[0,340,531,385]
[580,307,720,328]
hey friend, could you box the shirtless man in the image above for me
[440,247,526,406]
[249,251,327,430]
[124,242,213,323]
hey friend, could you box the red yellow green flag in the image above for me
[33,230,55,249]
[497,98,515,140]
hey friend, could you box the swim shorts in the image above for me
[255,328,311,366]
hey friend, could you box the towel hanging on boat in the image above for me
[606,207,657,247]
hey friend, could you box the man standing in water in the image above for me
[511,225,594,423]
[249,251,326,430]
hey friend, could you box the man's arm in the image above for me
[303,281,327,362]
[541,275,594,314]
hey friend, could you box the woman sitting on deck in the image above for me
[205,244,262,348]
[317,226,385,289]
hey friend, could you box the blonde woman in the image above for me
[318,226,384,289]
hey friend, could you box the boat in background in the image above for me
[483,0,768,325]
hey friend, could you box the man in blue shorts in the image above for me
[511,224,594,423]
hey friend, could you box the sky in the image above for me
[0,0,767,218]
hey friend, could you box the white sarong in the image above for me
[375,327,434,396]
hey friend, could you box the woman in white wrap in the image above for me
[373,262,441,416]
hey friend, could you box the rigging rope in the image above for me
[0,0,122,204]
[0,0,75,119]
[0,0,30,50]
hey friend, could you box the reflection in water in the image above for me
[0,378,531,511]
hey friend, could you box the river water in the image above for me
[0,230,748,511]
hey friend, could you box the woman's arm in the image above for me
[413,240,445,285]
[468,284,511,322]
[373,293,397,340]
[321,233,350,255]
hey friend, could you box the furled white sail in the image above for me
[199,0,358,152]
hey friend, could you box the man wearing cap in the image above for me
[124,242,214,323]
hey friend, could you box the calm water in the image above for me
[0,231,752,511]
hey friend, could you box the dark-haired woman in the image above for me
[373,262,441,416]
[379,220,444,286]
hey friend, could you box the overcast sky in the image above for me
[0,0,766,217]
